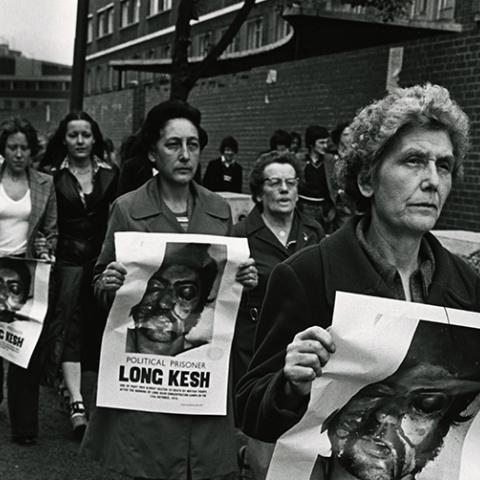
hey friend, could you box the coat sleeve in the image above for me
[93,199,128,309]
[235,250,326,441]
[39,179,58,255]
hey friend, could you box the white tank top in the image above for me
[0,183,32,255]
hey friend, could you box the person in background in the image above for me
[0,117,57,446]
[289,131,302,155]
[81,99,258,480]
[235,83,480,466]
[269,129,292,153]
[232,150,324,479]
[40,111,118,437]
[203,136,243,193]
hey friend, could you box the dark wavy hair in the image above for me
[220,136,238,154]
[269,129,291,151]
[40,111,107,170]
[0,257,32,303]
[130,100,208,158]
[249,151,302,210]
[0,117,39,158]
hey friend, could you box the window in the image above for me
[148,0,172,16]
[246,17,264,50]
[417,0,428,14]
[197,32,212,57]
[274,10,291,41]
[121,0,140,28]
[437,0,455,19]
[159,44,171,58]
[97,4,114,38]
[87,14,93,42]
[96,65,103,92]
[219,28,240,56]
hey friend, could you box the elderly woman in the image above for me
[0,117,57,445]
[81,99,257,480]
[232,151,324,479]
[235,83,480,448]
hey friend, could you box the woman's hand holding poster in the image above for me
[97,232,249,415]
[267,292,480,480]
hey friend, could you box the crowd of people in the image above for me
[0,82,479,480]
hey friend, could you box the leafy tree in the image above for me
[342,0,413,21]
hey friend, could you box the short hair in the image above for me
[0,257,31,304]
[0,118,39,157]
[305,125,329,149]
[41,111,107,170]
[269,129,292,151]
[330,122,350,148]
[249,151,302,209]
[132,100,208,158]
[339,83,470,212]
[220,136,238,154]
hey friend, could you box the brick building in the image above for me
[85,0,480,230]
[0,43,71,134]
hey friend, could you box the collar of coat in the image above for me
[129,175,230,221]
[320,216,479,312]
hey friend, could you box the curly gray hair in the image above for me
[339,83,470,212]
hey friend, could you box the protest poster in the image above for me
[0,256,51,368]
[267,292,480,480]
[97,232,249,415]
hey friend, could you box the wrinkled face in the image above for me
[313,137,329,156]
[258,163,298,216]
[328,364,457,480]
[64,120,95,162]
[151,118,200,185]
[0,267,26,312]
[3,132,31,174]
[223,146,236,164]
[131,264,202,344]
[359,126,454,237]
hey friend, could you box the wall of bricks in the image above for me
[85,27,480,230]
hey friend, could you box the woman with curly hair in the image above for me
[235,84,480,478]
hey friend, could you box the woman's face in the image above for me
[358,126,454,237]
[258,162,298,216]
[64,120,95,162]
[151,118,200,186]
[3,132,32,174]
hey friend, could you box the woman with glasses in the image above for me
[232,151,324,480]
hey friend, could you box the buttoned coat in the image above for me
[82,176,238,479]
[231,206,324,392]
[235,216,480,442]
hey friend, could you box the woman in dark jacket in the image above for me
[41,111,118,435]
[235,84,480,479]
[232,151,324,480]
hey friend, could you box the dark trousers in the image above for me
[7,340,47,438]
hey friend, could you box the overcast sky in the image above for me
[0,0,78,65]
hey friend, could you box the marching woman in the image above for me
[0,117,57,445]
[81,99,257,479]
[41,111,118,435]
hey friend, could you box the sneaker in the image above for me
[70,401,88,436]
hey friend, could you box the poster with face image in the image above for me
[0,256,51,368]
[266,292,480,480]
[97,232,249,415]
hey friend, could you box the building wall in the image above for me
[86,28,480,230]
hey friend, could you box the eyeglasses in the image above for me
[263,177,299,189]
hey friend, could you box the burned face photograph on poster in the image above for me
[125,242,226,357]
[266,293,480,480]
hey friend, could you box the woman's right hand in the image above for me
[100,262,127,292]
[283,326,336,397]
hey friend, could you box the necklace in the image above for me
[71,165,92,176]
[261,213,290,243]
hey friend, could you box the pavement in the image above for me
[0,371,124,480]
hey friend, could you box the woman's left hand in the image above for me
[236,258,258,290]
[34,237,55,263]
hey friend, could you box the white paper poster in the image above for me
[0,256,51,368]
[267,292,480,480]
[97,232,249,415]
